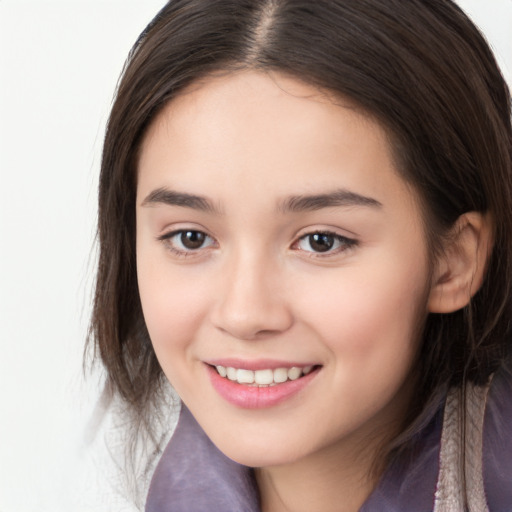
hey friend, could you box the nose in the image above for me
[211,252,293,340]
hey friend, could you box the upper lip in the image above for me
[204,358,319,371]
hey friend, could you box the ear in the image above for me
[428,212,493,313]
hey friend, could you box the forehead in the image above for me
[141,71,373,148]
[137,70,418,216]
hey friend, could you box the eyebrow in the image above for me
[141,186,382,215]
[278,189,382,212]
[141,187,220,214]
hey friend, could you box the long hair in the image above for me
[89,0,512,494]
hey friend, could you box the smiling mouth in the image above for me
[212,365,317,387]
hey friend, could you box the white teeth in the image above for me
[254,369,274,385]
[215,364,315,385]
[237,369,255,384]
[273,368,288,383]
[288,367,302,380]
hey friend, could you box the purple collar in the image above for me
[146,368,512,511]
[146,405,260,511]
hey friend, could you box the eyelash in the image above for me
[157,229,216,258]
[157,229,358,258]
[293,231,358,258]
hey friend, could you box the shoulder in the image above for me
[361,365,512,512]
[483,364,512,509]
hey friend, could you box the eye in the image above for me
[295,232,357,255]
[158,229,216,255]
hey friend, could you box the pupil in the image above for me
[310,233,334,252]
[181,231,205,249]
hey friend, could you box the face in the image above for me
[136,71,431,469]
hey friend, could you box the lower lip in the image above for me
[206,365,320,409]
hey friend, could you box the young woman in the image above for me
[90,0,512,510]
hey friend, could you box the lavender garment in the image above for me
[483,368,512,511]
[146,368,512,512]
[145,406,260,512]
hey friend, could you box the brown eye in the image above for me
[159,229,215,255]
[308,233,335,252]
[180,230,206,249]
[296,232,357,255]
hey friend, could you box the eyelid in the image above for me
[156,221,214,244]
[157,228,217,258]
[292,229,358,257]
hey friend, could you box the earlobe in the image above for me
[428,212,493,314]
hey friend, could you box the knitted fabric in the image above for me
[434,379,492,512]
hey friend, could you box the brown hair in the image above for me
[89,0,512,485]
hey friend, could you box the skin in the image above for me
[136,70,435,511]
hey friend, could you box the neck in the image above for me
[255,435,384,512]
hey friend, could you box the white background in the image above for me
[0,1,510,511]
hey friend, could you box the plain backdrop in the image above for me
[0,1,510,511]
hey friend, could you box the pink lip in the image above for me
[206,364,320,409]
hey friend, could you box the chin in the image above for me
[208,429,315,469]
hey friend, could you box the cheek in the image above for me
[302,265,428,427]
[296,254,429,369]
[136,249,212,358]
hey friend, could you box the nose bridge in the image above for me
[212,244,292,340]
